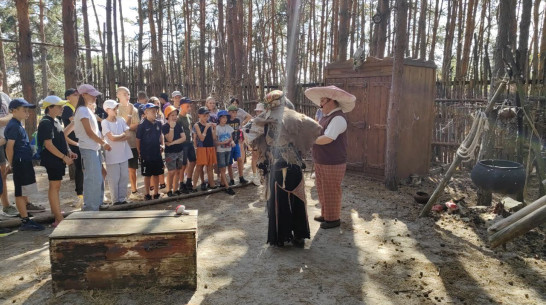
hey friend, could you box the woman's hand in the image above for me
[103,143,112,151]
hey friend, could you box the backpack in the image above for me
[31,117,48,160]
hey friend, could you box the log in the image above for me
[419,80,507,217]
[488,194,546,233]
[489,204,546,248]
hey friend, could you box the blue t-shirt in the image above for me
[136,119,163,161]
[161,123,184,153]
[4,118,33,161]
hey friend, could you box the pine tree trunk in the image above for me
[82,0,92,83]
[286,0,301,104]
[63,0,78,90]
[199,0,206,99]
[106,0,116,97]
[16,0,37,137]
[375,0,389,58]
[428,0,442,61]
[338,0,350,61]
[216,0,226,100]
[157,0,165,91]
[0,26,8,92]
[385,0,408,191]
[539,1,546,86]
[416,0,427,60]
[137,0,145,91]
[441,0,457,97]
[460,0,476,79]
[119,0,125,85]
[39,0,48,97]
[148,0,160,94]
[113,0,120,86]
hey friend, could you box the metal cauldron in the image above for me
[470,160,525,194]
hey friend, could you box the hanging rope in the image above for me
[456,111,488,161]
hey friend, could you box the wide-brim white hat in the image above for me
[304,86,356,113]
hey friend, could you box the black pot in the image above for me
[470,160,525,194]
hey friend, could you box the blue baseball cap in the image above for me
[217,110,229,118]
[142,103,160,110]
[180,97,192,104]
[9,98,36,110]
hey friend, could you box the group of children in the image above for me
[0,83,260,232]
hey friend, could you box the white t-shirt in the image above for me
[216,124,234,153]
[101,118,133,164]
[74,106,101,150]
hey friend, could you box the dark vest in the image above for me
[313,109,347,165]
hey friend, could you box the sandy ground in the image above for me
[0,164,545,305]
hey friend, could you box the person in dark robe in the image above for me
[245,90,321,247]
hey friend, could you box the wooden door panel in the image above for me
[345,78,368,169]
[364,77,390,175]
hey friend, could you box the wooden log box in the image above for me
[49,210,197,292]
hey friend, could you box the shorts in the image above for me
[196,147,217,166]
[45,164,66,181]
[165,151,184,171]
[216,151,231,168]
[0,144,6,164]
[128,148,139,169]
[12,159,37,197]
[229,144,241,164]
[140,159,164,177]
[182,142,196,165]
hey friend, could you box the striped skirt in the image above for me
[315,163,346,221]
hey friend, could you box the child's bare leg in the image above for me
[144,177,151,195]
[227,165,234,180]
[151,176,159,195]
[15,196,28,218]
[166,171,175,192]
[206,165,215,187]
[237,157,244,178]
[192,165,203,188]
[220,167,228,187]
[172,169,180,192]
[48,181,64,222]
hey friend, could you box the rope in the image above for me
[456,111,488,161]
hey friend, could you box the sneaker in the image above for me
[208,185,218,190]
[19,219,45,231]
[200,183,207,191]
[229,179,235,186]
[113,201,127,206]
[153,194,160,200]
[174,190,182,196]
[225,188,235,195]
[129,192,143,201]
[239,177,248,184]
[2,205,19,217]
[26,202,45,212]
[189,188,198,193]
[252,175,261,186]
[311,172,316,179]
[167,191,174,197]
[0,227,12,234]
[159,184,166,190]
[144,194,152,201]
[71,195,84,208]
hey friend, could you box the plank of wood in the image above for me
[65,210,198,220]
[50,216,197,239]
[50,234,196,261]
[51,257,196,291]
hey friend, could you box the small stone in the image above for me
[19,277,24,281]
[440,243,445,247]
[508,281,514,286]
[204,284,208,289]
[525,294,529,298]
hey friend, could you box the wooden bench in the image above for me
[49,210,197,291]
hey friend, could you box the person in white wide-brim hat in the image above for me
[305,85,356,229]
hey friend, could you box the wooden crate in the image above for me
[49,210,197,291]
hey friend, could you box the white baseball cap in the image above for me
[103,99,120,110]
[171,91,182,98]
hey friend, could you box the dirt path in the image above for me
[0,168,544,305]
